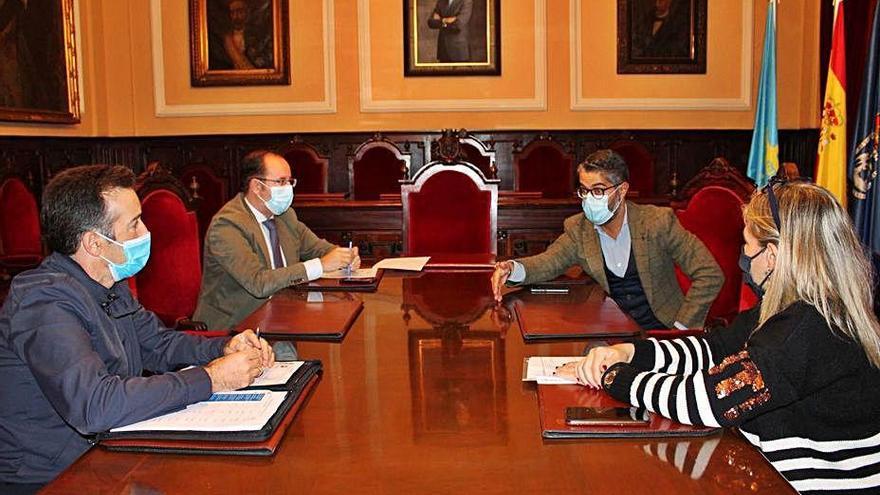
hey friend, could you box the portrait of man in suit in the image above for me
[406,0,499,75]
[631,0,691,59]
[618,0,706,74]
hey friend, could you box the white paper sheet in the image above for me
[373,256,431,271]
[250,361,304,388]
[522,356,581,385]
[111,390,288,433]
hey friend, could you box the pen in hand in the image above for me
[346,240,353,277]
[255,327,264,377]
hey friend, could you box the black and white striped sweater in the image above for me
[602,301,880,493]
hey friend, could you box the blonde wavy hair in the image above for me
[743,182,880,367]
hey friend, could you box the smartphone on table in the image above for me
[564,406,651,426]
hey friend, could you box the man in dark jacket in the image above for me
[427,0,473,62]
[0,165,272,493]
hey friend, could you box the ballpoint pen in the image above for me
[346,240,353,277]
[255,327,264,377]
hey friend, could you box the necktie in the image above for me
[262,218,285,269]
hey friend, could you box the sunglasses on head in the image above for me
[761,174,812,232]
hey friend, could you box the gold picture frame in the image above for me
[0,0,81,124]
[189,0,290,86]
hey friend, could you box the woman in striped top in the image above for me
[558,182,880,493]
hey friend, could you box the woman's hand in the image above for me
[555,343,634,389]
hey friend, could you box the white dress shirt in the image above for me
[244,197,323,281]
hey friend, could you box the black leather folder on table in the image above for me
[97,360,322,456]
[237,290,364,341]
[538,383,719,439]
[293,269,385,292]
[508,283,642,341]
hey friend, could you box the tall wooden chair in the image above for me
[401,157,499,266]
[133,164,206,330]
[609,139,655,197]
[0,176,43,275]
[349,136,410,200]
[514,136,575,198]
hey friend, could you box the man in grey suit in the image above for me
[427,0,473,62]
[194,150,359,330]
[491,149,723,330]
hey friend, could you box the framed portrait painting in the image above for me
[0,0,80,124]
[403,0,501,77]
[189,0,290,86]
[617,0,707,74]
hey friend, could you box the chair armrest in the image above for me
[174,317,208,332]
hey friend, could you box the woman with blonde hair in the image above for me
[558,181,880,493]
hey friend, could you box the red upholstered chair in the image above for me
[673,186,746,326]
[514,137,575,199]
[349,137,410,200]
[0,176,43,275]
[278,141,330,196]
[609,140,655,197]
[459,136,497,180]
[180,164,227,246]
[133,165,206,330]
[401,162,499,265]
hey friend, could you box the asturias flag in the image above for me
[747,0,779,188]
[816,0,847,207]
[849,0,880,253]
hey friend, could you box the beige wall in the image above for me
[0,0,821,137]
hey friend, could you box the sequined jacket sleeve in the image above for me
[601,302,854,428]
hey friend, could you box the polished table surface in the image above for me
[44,272,795,494]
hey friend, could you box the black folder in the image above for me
[96,360,322,456]
[538,383,719,439]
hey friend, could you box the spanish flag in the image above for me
[816,0,847,207]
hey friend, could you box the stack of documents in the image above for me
[521,356,582,385]
[321,256,430,279]
[111,361,306,433]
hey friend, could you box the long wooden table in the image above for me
[43,271,795,494]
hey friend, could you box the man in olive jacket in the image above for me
[194,151,359,330]
[492,150,723,329]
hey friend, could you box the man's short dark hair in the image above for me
[240,150,271,192]
[577,149,629,185]
[41,165,135,255]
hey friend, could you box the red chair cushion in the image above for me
[282,148,327,194]
[516,145,574,199]
[0,178,42,259]
[674,186,745,325]
[406,170,492,256]
[352,147,406,200]
[137,190,202,327]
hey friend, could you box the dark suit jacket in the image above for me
[427,0,473,62]
[515,202,724,328]
[194,194,334,330]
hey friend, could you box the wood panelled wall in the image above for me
[0,129,818,261]
[0,129,818,199]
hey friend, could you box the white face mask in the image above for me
[257,181,294,216]
[581,187,622,225]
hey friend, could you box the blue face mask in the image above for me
[97,231,152,282]
[258,181,294,216]
[581,188,622,225]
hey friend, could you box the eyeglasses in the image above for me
[256,177,297,187]
[576,182,622,200]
